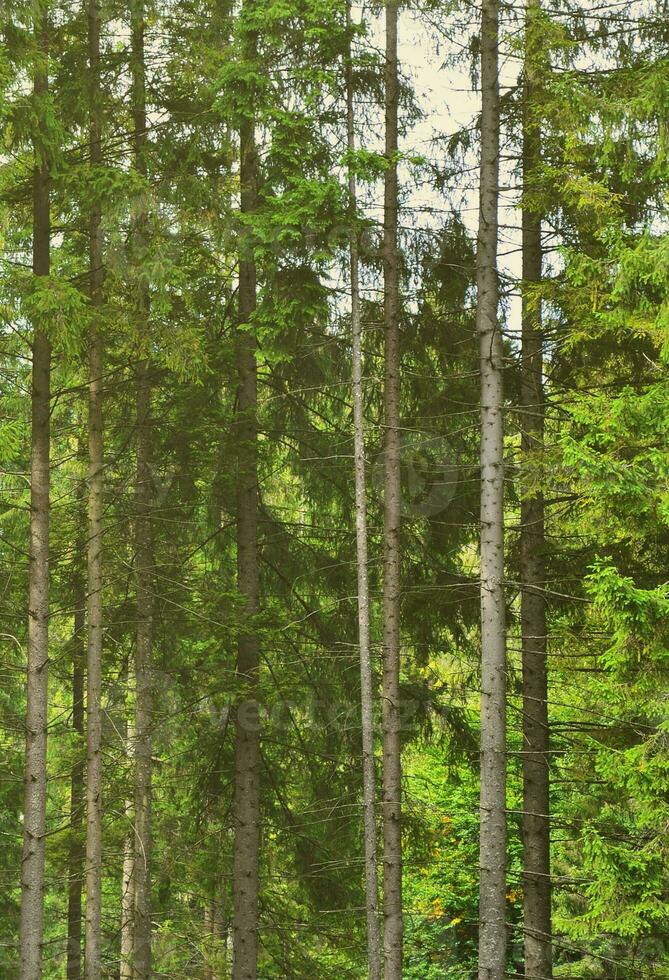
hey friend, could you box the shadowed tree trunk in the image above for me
[346,6,381,979]
[66,560,85,980]
[19,3,51,976]
[83,0,105,971]
[476,0,507,978]
[133,359,153,980]
[382,1,402,977]
[205,886,227,980]
[521,1,551,976]
[231,9,261,976]
[130,1,154,975]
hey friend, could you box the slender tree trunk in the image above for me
[120,712,136,980]
[133,360,153,980]
[476,1,506,978]
[19,4,51,976]
[66,569,86,980]
[120,824,136,980]
[204,887,226,980]
[381,1,402,976]
[84,0,105,972]
[204,902,214,980]
[131,3,153,975]
[346,7,381,978]
[521,1,551,976]
[231,38,261,975]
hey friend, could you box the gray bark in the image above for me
[83,0,105,970]
[476,1,507,978]
[382,1,402,976]
[19,4,51,975]
[521,1,551,976]
[231,24,261,977]
[346,7,381,979]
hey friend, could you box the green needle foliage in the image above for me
[1,0,669,977]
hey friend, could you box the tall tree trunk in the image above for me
[476,1,506,978]
[84,0,105,971]
[231,29,261,974]
[521,1,551,976]
[66,565,86,980]
[346,7,381,978]
[19,4,51,977]
[131,2,153,975]
[382,1,402,976]
[133,361,153,980]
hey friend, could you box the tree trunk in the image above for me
[84,0,105,971]
[120,712,136,980]
[204,902,214,980]
[131,2,153,975]
[521,1,551,976]
[133,361,153,980]
[66,570,86,980]
[346,6,381,978]
[204,888,226,980]
[19,4,51,976]
[476,1,506,978]
[382,1,402,977]
[231,47,261,977]
[120,820,136,980]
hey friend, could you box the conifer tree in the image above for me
[231,1,261,975]
[130,0,154,973]
[66,550,85,980]
[520,1,551,976]
[19,3,51,975]
[83,0,105,971]
[381,0,402,976]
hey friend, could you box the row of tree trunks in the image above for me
[475,1,552,977]
[16,1,551,977]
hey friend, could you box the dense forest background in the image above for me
[2,0,669,977]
